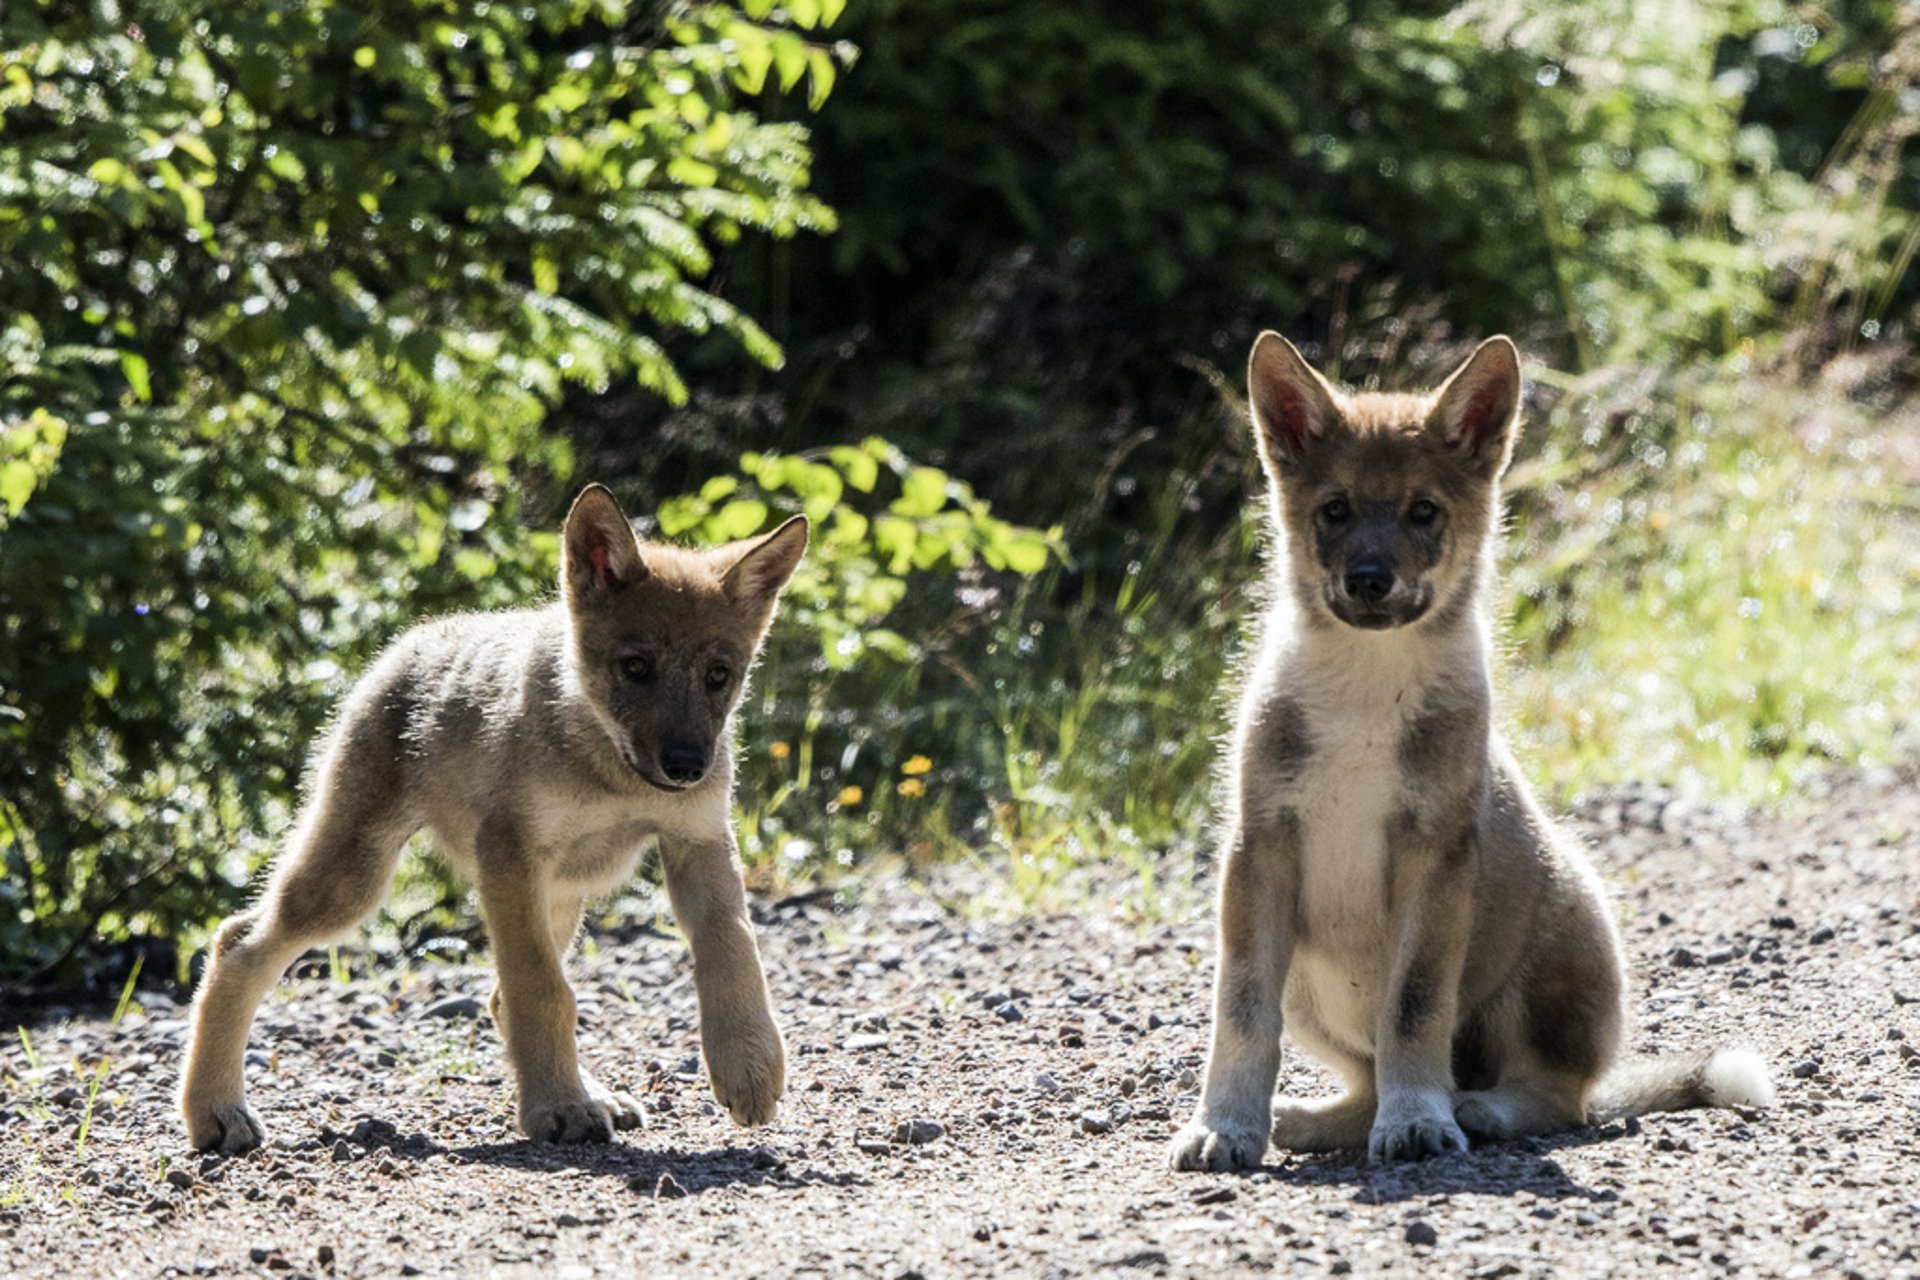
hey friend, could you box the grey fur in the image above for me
[1170,335,1773,1173]
[180,485,807,1154]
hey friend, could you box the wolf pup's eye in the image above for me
[705,663,731,690]
[1408,499,1440,525]
[1320,497,1351,523]
[618,655,652,682]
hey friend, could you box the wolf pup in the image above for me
[1170,335,1772,1171]
[181,484,805,1153]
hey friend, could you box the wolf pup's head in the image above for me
[1246,333,1521,632]
[560,484,807,791]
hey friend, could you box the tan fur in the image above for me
[180,484,806,1153]
[1169,335,1772,1172]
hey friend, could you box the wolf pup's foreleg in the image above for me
[180,744,417,1153]
[1367,843,1475,1162]
[1169,816,1298,1171]
[659,828,785,1127]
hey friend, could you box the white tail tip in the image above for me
[1703,1047,1775,1109]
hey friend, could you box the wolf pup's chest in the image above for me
[1288,701,1412,942]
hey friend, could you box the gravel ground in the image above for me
[3,764,1917,1279]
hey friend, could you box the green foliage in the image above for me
[779,0,1873,367]
[637,444,1065,876]
[661,439,1060,668]
[0,0,843,989]
[0,410,66,525]
[1503,362,1920,800]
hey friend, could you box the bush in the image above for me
[0,0,844,990]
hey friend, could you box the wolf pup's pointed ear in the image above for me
[722,515,809,607]
[1248,331,1342,473]
[1428,336,1522,475]
[562,484,647,597]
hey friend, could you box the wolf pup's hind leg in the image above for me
[511,890,645,1132]
[180,729,418,1154]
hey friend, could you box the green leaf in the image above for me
[658,494,708,536]
[712,498,769,540]
[998,529,1051,575]
[770,33,808,91]
[874,515,919,572]
[893,466,948,518]
[0,461,37,515]
[265,149,308,183]
[806,47,838,110]
[831,445,879,492]
[120,353,152,403]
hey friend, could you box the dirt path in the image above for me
[4,765,1917,1279]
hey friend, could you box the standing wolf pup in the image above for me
[1170,335,1772,1172]
[182,485,804,1153]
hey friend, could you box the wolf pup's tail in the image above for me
[1586,1048,1775,1124]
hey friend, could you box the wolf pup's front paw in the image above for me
[705,1017,785,1127]
[1368,1092,1468,1164]
[520,1091,617,1144]
[580,1070,646,1132]
[1168,1120,1268,1172]
[182,1094,268,1155]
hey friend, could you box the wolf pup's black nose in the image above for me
[660,744,708,785]
[1344,562,1394,603]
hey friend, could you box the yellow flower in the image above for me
[901,755,933,776]
[896,777,926,798]
[770,741,792,761]
[837,785,864,807]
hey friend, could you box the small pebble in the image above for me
[1079,1111,1113,1136]
[892,1119,945,1146]
[423,996,484,1020]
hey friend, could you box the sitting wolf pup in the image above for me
[182,485,804,1153]
[1170,335,1772,1171]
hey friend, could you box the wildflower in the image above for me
[770,741,792,761]
[901,754,932,776]
[896,778,926,798]
[837,785,864,807]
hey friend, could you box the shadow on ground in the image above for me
[1263,1122,1635,1205]
[281,1114,868,1197]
